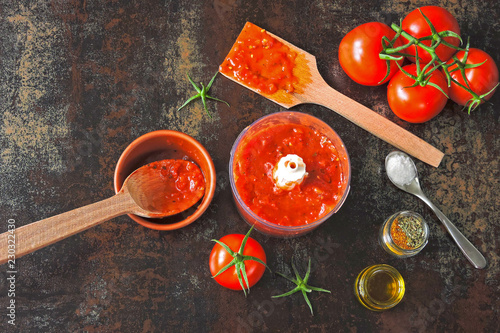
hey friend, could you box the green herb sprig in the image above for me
[178,72,229,118]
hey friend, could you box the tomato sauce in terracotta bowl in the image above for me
[114,130,216,230]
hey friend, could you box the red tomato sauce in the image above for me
[233,123,345,226]
[122,150,206,223]
[219,22,298,94]
[143,160,206,215]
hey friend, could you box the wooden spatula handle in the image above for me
[0,192,135,265]
[311,81,444,167]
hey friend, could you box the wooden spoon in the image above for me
[0,160,205,264]
[219,22,444,168]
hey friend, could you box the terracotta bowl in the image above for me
[114,130,216,230]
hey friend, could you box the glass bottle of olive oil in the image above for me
[354,264,405,311]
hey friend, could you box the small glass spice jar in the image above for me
[354,264,405,311]
[379,211,429,258]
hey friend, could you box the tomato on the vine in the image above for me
[209,226,267,294]
[339,22,404,86]
[445,48,499,109]
[402,6,460,63]
[387,64,449,123]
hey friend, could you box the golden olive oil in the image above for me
[354,264,405,311]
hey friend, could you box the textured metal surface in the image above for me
[0,0,499,331]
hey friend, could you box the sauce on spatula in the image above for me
[219,22,298,95]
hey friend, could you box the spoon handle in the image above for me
[415,192,487,269]
[0,192,136,265]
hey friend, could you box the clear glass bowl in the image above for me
[229,112,351,237]
[379,211,429,258]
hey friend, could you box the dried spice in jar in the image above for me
[391,215,426,249]
[379,211,429,258]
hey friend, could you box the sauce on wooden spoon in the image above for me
[125,159,205,217]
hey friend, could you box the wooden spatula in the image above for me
[219,22,444,168]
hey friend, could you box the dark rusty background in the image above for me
[1,0,499,332]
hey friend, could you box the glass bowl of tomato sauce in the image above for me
[229,112,351,237]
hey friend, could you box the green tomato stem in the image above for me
[272,258,330,316]
[178,72,230,118]
[211,225,270,297]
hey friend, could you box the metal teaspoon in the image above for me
[385,151,487,269]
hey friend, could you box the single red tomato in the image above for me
[339,22,404,86]
[445,48,499,107]
[387,64,449,123]
[402,6,460,63]
[209,228,266,292]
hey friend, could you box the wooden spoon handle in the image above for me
[306,80,444,167]
[0,192,136,265]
